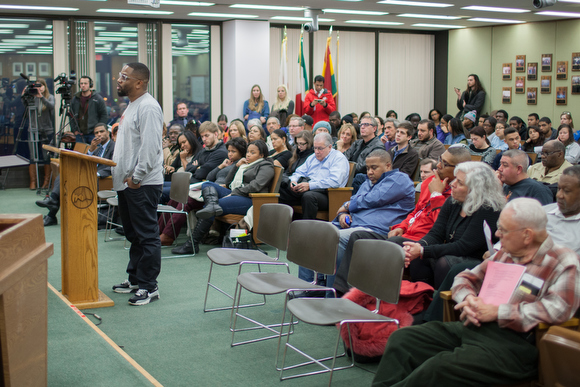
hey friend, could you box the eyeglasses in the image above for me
[296,141,308,147]
[360,122,376,128]
[313,146,329,151]
[118,72,141,82]
[540,150,561,157]
[437,155,455,169]
[496,221,526,235]
[288,125,302,128]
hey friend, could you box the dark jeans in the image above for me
[279,186,328,219]
[333,230,413,294]
[117,185,162,291]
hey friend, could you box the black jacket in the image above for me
[225,158,275,197]
[70,91,108,134]
[186,142,228,183]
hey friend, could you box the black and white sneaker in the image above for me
[128,288,160,306]
[112,280,139,294]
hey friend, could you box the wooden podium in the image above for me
[43,145,116,309]
[0,214,53,386]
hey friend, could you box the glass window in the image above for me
[171,24,210,125]
[0,18,54,159]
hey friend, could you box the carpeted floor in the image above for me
[1,187,379,386]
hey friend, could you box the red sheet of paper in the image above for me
[479,261,526,306]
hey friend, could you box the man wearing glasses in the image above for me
[528,140,572,185]
[333,147,472,296]
[111,63,164,306]
[344,116,384,175]
[287,116,305,147]
[279,132,349,219]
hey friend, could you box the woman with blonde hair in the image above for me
[270,84,294,115]
[227,120,248,143]
[334,123,357,153]
[243,84,269,128]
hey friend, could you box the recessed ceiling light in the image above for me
[97,9,174,15]
[98,32,138,37]
[160,1,214,5]
[29,30,53,35]
[15,35,52,40]
[188,12,258,18]
[412,23,465,28]
[323,9,388,16]
[0,24,29,28]
[377,1,453,7]
[345,20,404,25]
[461,6,530,13]
[398,14,461,20]
[0,5,78,11]
[536,11,580,17]
[468,18,526,24]
[231,4,305,11]
[270,16,335,22]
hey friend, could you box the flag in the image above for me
[295,28,308,116]
[322,33,337,105]
[279,26,288,86]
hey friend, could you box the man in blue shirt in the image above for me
[279,132,349,219]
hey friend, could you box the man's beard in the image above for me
[117,86,127,97]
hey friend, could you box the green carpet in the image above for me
[1,188,379,386]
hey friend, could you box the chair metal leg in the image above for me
[103,205,124,242]
[161,211,195,259]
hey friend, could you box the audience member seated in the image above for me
[460,125,496,166]
[284,130,313,177]
[187,122,228,183]
[544,165,580,254]
[265,116,281,150]
[410,119,445,161]
[302,114,314,133]
[462,110,476,136]
[528,140,573,184]
[163,124,184,178]
[539,116,557,140]
[491,127,524,170]
[162,131,201,202]
[172,140,274,255]
[226,120,248,143]
[158,137,247,246]
[482,115,496,138]
[36,123,115,226]
[267,129,292,169]
[372,198,580,387]
[296,150,415,293]
[287,116,305,146]
[443,118,467,145]
[497,149,553,204]
[279,132,349,219]
[389,121,419,179]
[381,118,398,152]
[328,111,342,136]
[489,119,508,151]
[509,115,528,141]
[415,158,437,192]
[247,124,267,143]
[429,109,443,141]
[333,147,472,295]
[334,123,357,153]
[345,115,385,177]
[169,102,195,128]
[312,121,333,141]
[438,114,453,143]
[523,125,546,153]
[557,124,580,164]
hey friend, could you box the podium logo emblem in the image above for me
[71,186,94,209]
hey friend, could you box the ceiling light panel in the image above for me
[230,4,306,11]
[270,16,335,22]
[323,9,388,16]
[377,1,453,7]
[187,12,258,18]
[461,6,530,13]
[468,18,526,23]
[345,20,404,25]
[412,23,465,28]
[398,14,461,20]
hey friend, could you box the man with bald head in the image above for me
[528,140,573,185]
[372,197,580,386]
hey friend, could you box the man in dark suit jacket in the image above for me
[35,123,115,226]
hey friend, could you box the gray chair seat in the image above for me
[287,298,396,326]
[237,272,328,296]
[206,248,277,266]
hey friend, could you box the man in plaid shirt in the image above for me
[372,198,580,387]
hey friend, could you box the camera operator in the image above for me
[70,76,107,144]
[21,78,54,190]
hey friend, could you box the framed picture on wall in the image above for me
[527,62,537,81]
[541,76,551,94]
[502,87,512,104]
[25,63,36,77]
[556,61,568,80]
[12,62,23,76]
[527,87,537,105]
[38,62,50,77]
[556,87,567,105]
[572,75,580,95]
[515,76,525,93]
[572,53,580,71]
[502,63,512,80]
[542,54,552,72]
[516,55,526,72]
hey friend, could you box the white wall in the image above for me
[222,20,270,122]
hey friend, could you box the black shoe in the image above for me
[43,215,57,227]
[128,287,160,305]
[115,227,125,236]
[36,196,59,212]
[171,239,199,255]
[112,280,139,294]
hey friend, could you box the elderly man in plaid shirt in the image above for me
[372,198,580,387]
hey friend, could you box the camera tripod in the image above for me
[55,96,78,150]
[13,101,45,193]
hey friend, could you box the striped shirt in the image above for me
[452,236,580,332]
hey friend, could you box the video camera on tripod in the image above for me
[20,73,42,104]
[54,71,76,102]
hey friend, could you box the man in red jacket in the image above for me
[303,75,336,124]
[333,147,472,296]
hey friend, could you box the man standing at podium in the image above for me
[111,63,164,306]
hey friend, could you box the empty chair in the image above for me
[230,220,340,347]
[278,239,404,385]
[203,203,293,312]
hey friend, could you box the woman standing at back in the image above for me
[243,84,269,129]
